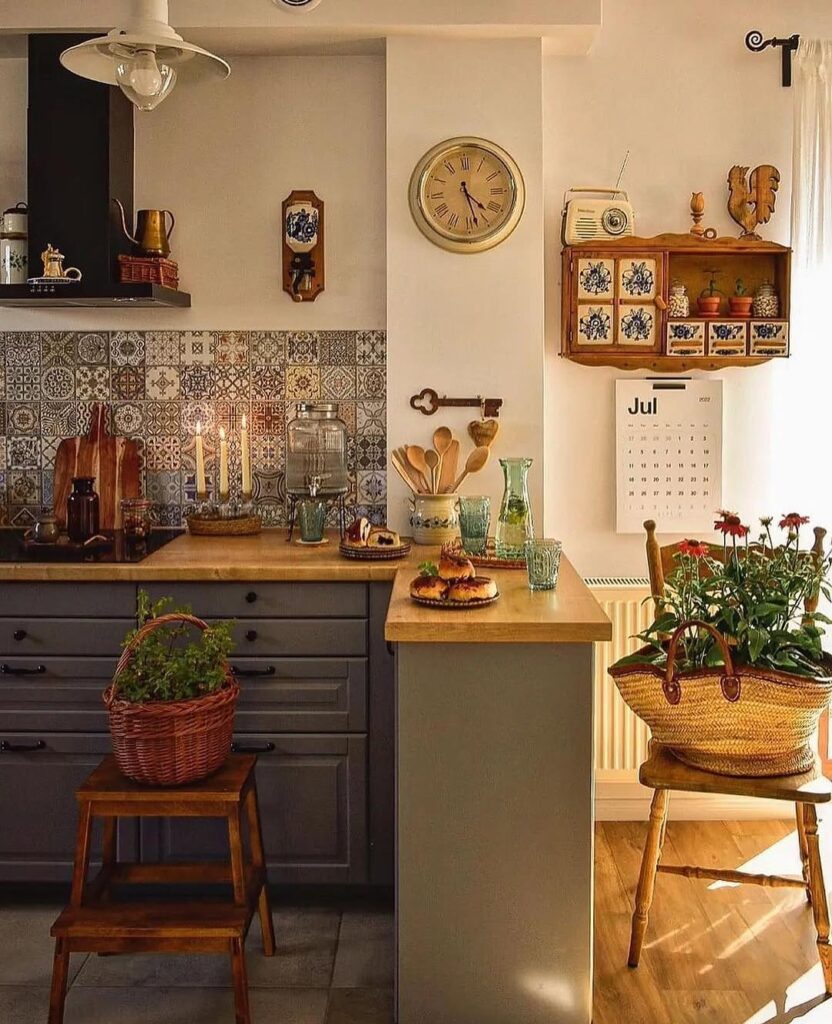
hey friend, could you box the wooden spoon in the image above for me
[424,449,440,494]
[390,451,420,494]
[406,445,431,492]
[438,439,460,493]
[432,426,453,492]
[451,446,490,493]
[394,447,426,493]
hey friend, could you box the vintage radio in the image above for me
[562,187,635,244]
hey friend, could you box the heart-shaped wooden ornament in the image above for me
[468,419,500,448]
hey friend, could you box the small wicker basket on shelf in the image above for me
[187,514,262,537]
[103,612,239,786]
[117,254,180,290]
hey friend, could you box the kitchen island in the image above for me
[0,530,610,1024]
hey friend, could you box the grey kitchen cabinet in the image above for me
[0,578,394,888]
[0,733,137,882]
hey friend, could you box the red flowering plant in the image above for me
[619,512,832,679]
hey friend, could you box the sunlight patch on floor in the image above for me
[708,830,804,893]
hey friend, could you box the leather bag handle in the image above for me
[663,619,741,707]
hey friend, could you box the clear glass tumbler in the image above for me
[458,496,491,555]
[525,539,563,591]
[298,499,327,543]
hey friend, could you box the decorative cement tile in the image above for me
[76,332,109,365]
[287,331,319,365]
[7,436,40,470]
[144,435,181,471]
[41,401,77,437]
[5,332,40,366]
[286,365,321,401]
[145,331,180,366]
[251,365,285,400]
[357,400,385,436]
[75,365,110,401]
[320,330,356,366]
[111,365,144,401]
[250,331,286,364]
[9,469,40,505]
[320,365,356,401]
[145,365,180,401]
[110,331,145,366]
[216,330,249,366]
[112,402,144,436]
[41,331,77,368]
[181,331,215,365]
[356,365,385,400]
[6,364,40,401]
[41,365,75,401]
[144,401,181,436]
[180,364,213,400]
[7,403,39,435]
[356,330,386,365]
[251,401,285,436]
[213,366,249,401]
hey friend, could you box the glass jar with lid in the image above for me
[286,403,349,497]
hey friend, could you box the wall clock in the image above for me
[409,137,525,253]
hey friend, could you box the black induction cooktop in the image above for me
[0,529,184,563]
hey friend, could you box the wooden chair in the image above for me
[48,754,275,1024]
[629,521,832,994]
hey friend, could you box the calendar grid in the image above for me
[615,380,723,534]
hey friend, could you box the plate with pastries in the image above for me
[339,517,412,560]
[409,546,499,608]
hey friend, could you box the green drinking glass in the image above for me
[298,499,327,543]
[458,495,491,555]
[525,539,563,591]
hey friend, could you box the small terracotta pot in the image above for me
[697,295,721,315]
[728,296,754,317]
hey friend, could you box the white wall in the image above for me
[386,37,545,533]
[0,55,386,331]
[544,0,832,578]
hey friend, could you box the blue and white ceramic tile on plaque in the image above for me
[619,258,657,300]
[749,320,789,357]
[617,305,656,346]
[577,259,614,300]
[577,305,612,345]
[285,203,320,254]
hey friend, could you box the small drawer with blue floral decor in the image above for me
[666,320,705,357]
[706,321,747,357]
[749,320,789,357]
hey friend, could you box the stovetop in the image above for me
[0,529,184,563]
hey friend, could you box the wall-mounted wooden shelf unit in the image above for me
[561,233,791,371]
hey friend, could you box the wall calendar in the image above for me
[615,378,723,534]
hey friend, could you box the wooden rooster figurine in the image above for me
[727,164,780,239]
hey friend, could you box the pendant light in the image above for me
[60,0,230,112]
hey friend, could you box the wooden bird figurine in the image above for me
[727,164,780,239]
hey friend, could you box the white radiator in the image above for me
[585,578,653,772]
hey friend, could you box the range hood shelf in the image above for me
[0,283,190,308]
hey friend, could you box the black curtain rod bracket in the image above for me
[745,30,800,87]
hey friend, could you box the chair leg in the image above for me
[230,937,252,1024]
[802,804,832,996]
[48,938,70,1024]
[797,801,812,903]
[245,784,276,957]
[628,788,669,968]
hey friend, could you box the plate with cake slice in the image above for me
[339,517,412,560]
[409,546,500,609]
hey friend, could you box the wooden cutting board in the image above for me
[53,404,141,531]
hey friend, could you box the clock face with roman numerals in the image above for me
[409,137,525,253]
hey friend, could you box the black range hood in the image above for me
[0,34,189,309]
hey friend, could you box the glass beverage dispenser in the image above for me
[286,403,349,539]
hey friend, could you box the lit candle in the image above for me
[195,421,207,497]
[240,413,252,498]
[219,426,229,500]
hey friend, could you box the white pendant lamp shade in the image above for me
[60,0,229,111]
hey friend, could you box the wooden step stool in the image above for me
[628,742,832,995]
[49,754,275,1024]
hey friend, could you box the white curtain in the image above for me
[772,40,832,519]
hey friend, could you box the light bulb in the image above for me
[115,48,177,111]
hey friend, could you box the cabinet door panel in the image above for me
[143,734,367,884]
[0,658,117,731]
[0,619,130,657]
[0,733,136,882]
[0,583,136,618]
[228,619,367,658]
[145,583,367,619]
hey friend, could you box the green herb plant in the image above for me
[115,591,235,703]
[418,561,439,577]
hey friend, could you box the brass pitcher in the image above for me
[113,198,175,258]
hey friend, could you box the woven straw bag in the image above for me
[609,619,832,777]
[104,612,239,786]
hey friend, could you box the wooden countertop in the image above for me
[0,530,400,582]
[0,531,612,644]
[384,554,612,644]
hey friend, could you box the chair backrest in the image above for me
[644,519,827,615]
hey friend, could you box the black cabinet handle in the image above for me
[245,630,258,642]
[231,666,276,678]
[1,739,46,753]
[386,641,395,657]
[12,629,27,642]
[231,742,275,754]
[1,664,46,676]
[245,591,258,604]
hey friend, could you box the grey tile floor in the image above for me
[0,895,394,1024]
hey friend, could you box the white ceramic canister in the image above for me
[2,202,27,236]
[409,493,460,546]
[0,236,27,284]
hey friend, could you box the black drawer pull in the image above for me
[12,629,27,642]
[231,742,276,755]
[1,664,46,676]
[245,630,258,642]
[232,666,276,678]
[1,739,46,753]
[245,591,258,604]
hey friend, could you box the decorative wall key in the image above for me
[410,388,503,418]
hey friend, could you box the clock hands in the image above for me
[461,184,479,226]
[460,181,487,212]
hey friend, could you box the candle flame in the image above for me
[219,426,226,440]
[195,421,202,435]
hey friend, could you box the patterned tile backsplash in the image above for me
[0,330,387,528]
